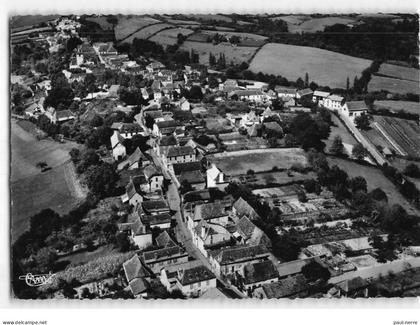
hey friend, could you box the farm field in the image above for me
[150,27,194,46]
[207,148,308,175]
[377,63,419,82]
[269,15,309,25]
[86,16,114,30]
[269,15,356,33]
[295,17,356,33]
[121,23,173,43]
[114,16,161,41]
[183,14,233,23]
[373,116,420,158]
[327,157,419,215]
[10,15,59,29]
[362,124,396,156]
[11,120,86,242]
[368,75,419,95]
[374,100,420,115]
[199,30,268,41]
[190,30,267,47]
[181,41,257,65]
[165,19,200,25]
[249,43,371,89]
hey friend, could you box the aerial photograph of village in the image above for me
[9,12,420,300]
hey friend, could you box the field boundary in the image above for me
[373,121,406,156]
[145,25,177,41]
[117,21,165,43]
[247,42,266,64]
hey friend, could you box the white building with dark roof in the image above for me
[208,244,270,277]
[342,101,368,122]
[164,145,196,166]
[324,94,345,111]
[110,131,126,161]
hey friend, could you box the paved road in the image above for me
[338,113,387,166]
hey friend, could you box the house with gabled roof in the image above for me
[342,101,368,122]
[141,212,172,230]
[111,131,126,161]
[183,187,211,202]
[123,254,151,298]
[240,110,260,127]
[25,101,45,118]
[146,61,165,73]
[97,42,118,56]
[252,274,310,299]
[233,216,271,248]
[119,123,144,139]
[141,199,170,215]
[142,165,164,192]
[160,260,216,297]
[275,86,297,98]
[156,231,177,248]
[142,245,189,274]
[153,120,181,138]
[45,107,75,124]
[313,90,330,105]
[164,145,196,166]
[219,79,239,92]
[208,244,270,277]
[126,176,146,207]
[324,94,345,111]
[187,201,230,232]
[242,260,279,295]
[296,88,314,100]
[192,220,233,257]
[260,107,279,123]
[179,170,206,191]
[130,217,153,249]
[232,197,261,221]
[157,135,178,157]
[206,164,225,188]
[234,89,267,102]
[174,264,217,297]
[117,147,150,171]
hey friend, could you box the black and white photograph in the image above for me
[3,0,420,323]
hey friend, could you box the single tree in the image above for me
[304,72,309,88]
[404,163,420,178]
[301,261,331,282]
[352,143,368,160]
[330,136,345,156]
[354,114,370,130]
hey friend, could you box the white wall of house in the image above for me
[150,175,164,191]
[128,193,143,207]
[150,221,171,230]
[132,233,152,249]
[177,278,217,297]
[167,153,196,165]
[112,143,126,161]
[148,255,189,274]
[243,277,278,292]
